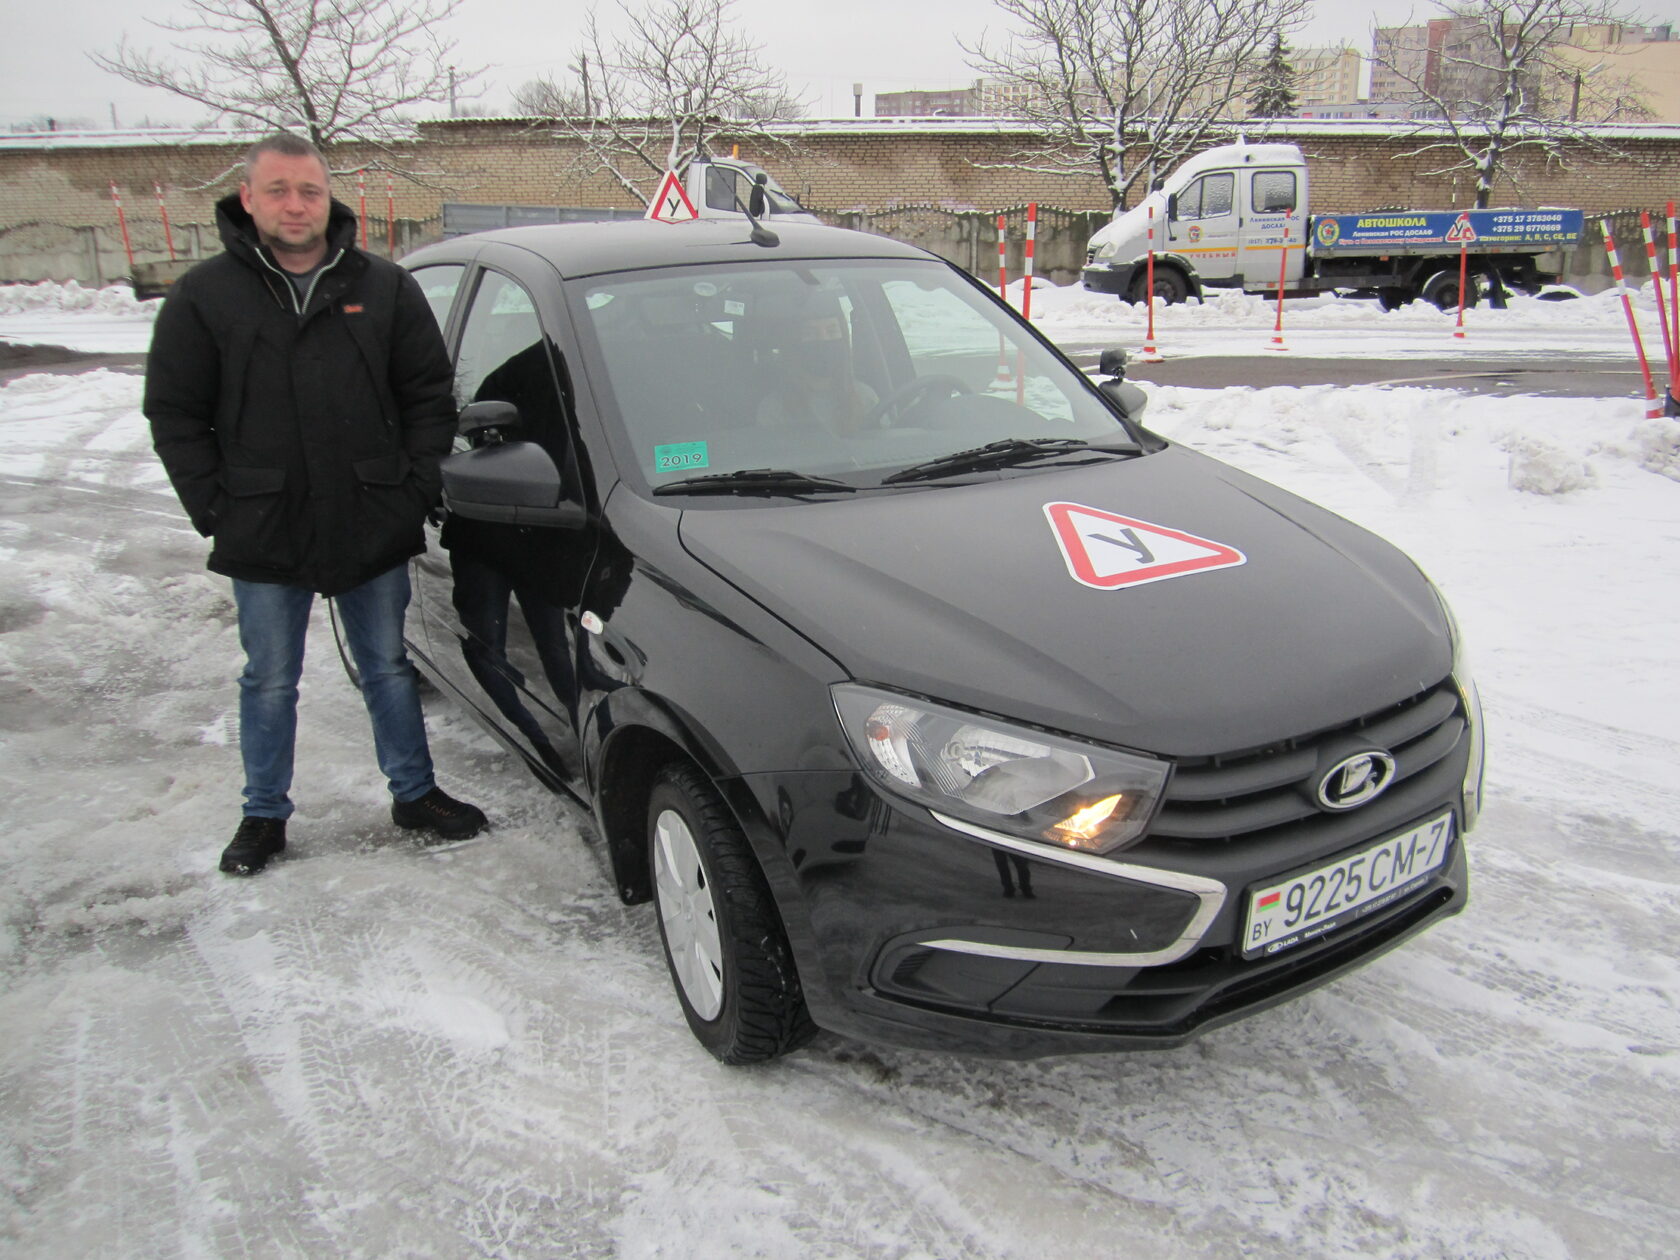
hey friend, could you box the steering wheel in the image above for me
[863,374,974,428]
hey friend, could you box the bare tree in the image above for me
[538,0,804,206]
[92,0,477,152]
[1370,0,1651,207]
[963,0,1313,211]
[512,76,591,119]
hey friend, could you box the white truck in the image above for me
[1080,140,1584,311]
[672,156,820,224]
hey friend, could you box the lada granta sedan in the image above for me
[394,217,1483,1062]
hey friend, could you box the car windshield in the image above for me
[570,258,1135,492]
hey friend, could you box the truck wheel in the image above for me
[1130,267,1189,306]
[648,762,816,1064]
[1377,287,1414,312]
[1420,270,1479,312]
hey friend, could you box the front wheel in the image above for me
[1129,266,1189,306]
[648,762,816,1063]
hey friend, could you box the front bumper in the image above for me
[734,760,1471,1058]
[1081,262,1133,296]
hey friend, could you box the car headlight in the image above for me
[1433,587,1486,830]
[833,685,1168,855]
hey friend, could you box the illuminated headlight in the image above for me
[833,685,1168,854]
[1434,588,1486,829]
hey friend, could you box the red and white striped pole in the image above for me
[109,183,135,273]
[1021,203,1037,321]
[1667,200,1679,408]
[386,170,396,256]
[1602,222,1663,420]
[1641,211,1676,384]
[1268,227,1290,351]
[996,213,1008,304]
[1140,205,1162,362]
[993,213,1014,389]
[154,182,176,262]
[1454,239,1469,339]
[357,170,369,249]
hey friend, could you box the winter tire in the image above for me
[1420,269,1479,312]
[648,762,816,1063]
[1129,267,1189,306]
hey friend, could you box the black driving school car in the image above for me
[392,217,1482,1063]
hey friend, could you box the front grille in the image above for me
[1150,680,1465,846]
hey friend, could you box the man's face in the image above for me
[794,314,847,378]
[239,151,331,262]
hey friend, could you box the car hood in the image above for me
[676,446,1451,756]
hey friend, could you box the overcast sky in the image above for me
[2,0,1672,129]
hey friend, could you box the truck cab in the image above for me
[1084,141,1307,304]
[685,157,820,224]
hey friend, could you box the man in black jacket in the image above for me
[146,131,485,875]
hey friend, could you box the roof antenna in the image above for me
[737,172,779,248]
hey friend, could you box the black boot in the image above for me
[391,788,487,841]
[220,817,287,876]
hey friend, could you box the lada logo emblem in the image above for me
[1316,750,1397,811]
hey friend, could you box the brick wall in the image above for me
[4,121,1679,285]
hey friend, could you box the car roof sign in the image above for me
[646,170,700,223]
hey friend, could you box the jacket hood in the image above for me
[677,447,1453,758]
[215,191,360,268]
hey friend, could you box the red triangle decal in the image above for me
[1044,502,1247,590]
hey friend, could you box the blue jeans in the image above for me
[234,565,435,819]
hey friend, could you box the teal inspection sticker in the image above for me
[654,441,709,473]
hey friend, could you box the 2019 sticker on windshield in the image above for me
[1044,501,1246,590]
[654,441,709,474]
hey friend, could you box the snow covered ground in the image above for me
[0,284,1677,1258]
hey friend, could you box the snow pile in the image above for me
[0,279,158,318]
[1501,433,1599,495]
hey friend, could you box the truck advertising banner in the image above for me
[1312,208,1585,254]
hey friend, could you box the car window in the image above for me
[413,263,466,332]
[1199,173,1235,218]
[704,165,739,213]
[571,259,1127,489]
[453,270,568,452]
[1253,171,1297,214]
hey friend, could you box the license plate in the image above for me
[1242,812,1455,959]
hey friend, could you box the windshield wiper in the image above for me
[652,467,858,496]
[880,437,1140,485]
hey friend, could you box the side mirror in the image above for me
[441,441,586,529]
[1165,193,1179,222]
[1099,378,1149,421]
[1098,348,1130,380]
[749,173,768,218]
[458,400,520,446]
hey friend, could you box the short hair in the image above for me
[242,132,329,184]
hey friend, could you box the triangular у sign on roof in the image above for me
[645,170,699,223]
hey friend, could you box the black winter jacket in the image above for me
[145,194,455,595]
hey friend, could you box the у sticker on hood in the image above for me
[1044,501,1247,590]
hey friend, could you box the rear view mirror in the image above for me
[749,173,768,218]
[1166,193,1179,222]
[1098,348,1130,380]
